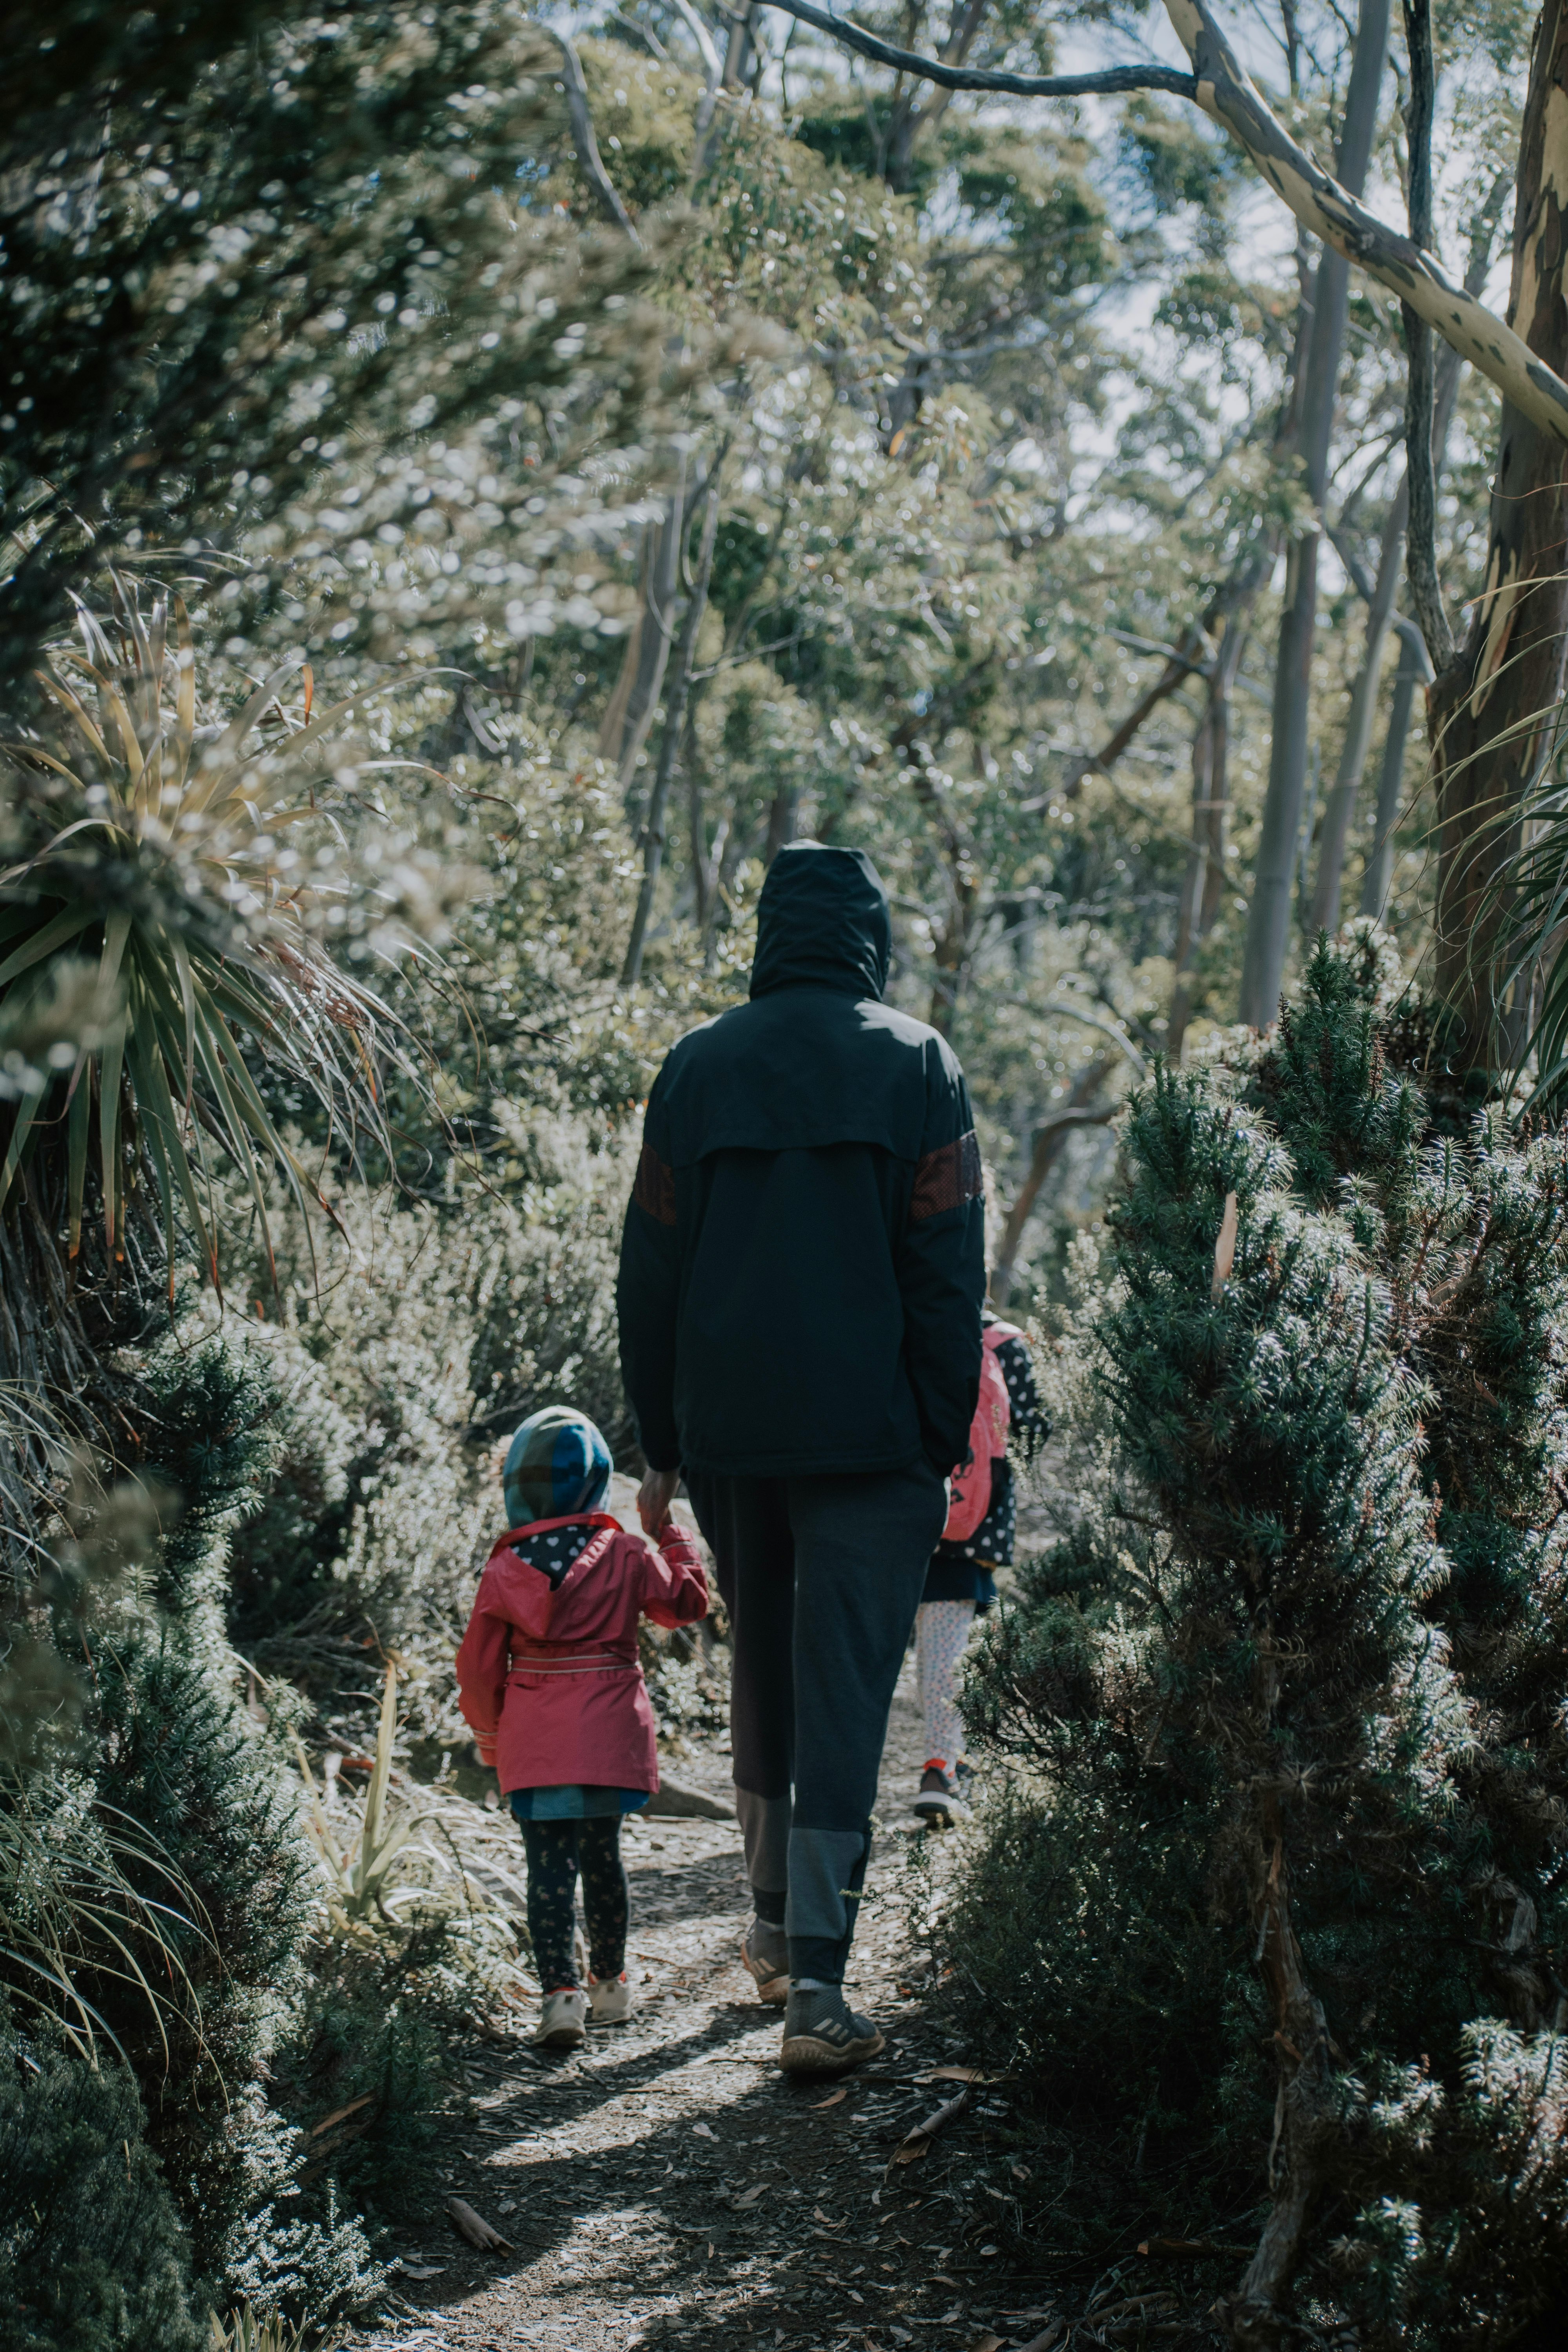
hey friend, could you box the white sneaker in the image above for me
[588,1971,633,2024]
[534,1987,588,2049]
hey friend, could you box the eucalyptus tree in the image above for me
[760,0,1568,1077]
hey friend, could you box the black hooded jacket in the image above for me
[615,842,985,1479]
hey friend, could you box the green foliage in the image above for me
[1328,2021,1568,2348]
[949,938,1568,2337]
[24,1334,386,2326]
[1248,927,1421,1225]
[1118,93,1237,219]
[0,1764,201,2068]
[938,1761,1245,2138]
[1,1473,207,2062]
[209,2304,335,2352]
[0,7,1552,2343]
[267,1938,454,2226]
[0,2042,202,2352]
[0,3,672,693]
[0,591,421,1296]
[219,1122,637,1719]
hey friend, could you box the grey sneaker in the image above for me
[779,1984,886,2074]
[740,1917,790,2005]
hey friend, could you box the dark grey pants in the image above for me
[685,1461,946,1983]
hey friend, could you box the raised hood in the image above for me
[748,841,891,1002]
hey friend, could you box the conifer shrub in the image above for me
[948,938,1568,2347]
[46,1335,383,2328]
[0,2043,201,2352]
[269,1943,452,2225]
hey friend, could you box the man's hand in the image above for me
[637,1467,681,1534]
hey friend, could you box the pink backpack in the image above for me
[943,1336,1011,1542]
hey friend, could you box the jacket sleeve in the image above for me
[454,1566,511,1768]
[616,1075,683,1473]
[639,1520,710,1630]
[895,1053,986,1472]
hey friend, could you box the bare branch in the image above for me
[991,1056,1118,1303]
[760,0,1199,100]
[544,29,642,246]
[668,0,723,82]
[1399,0,1453,667]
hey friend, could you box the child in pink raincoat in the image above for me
[456,1405,708,2048]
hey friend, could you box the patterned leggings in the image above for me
[518,1819,628,1991]
[916,1600,976,1771]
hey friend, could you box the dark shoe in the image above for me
[740,1916,790,2005]
[911,1763,969,1828]
[779,1984,886,2074]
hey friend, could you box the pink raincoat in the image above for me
[455,1513,708,1795]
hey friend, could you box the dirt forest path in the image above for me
[349,1654,1065,2352]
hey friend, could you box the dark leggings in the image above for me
[519,1818,628,1990]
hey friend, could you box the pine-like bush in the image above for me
[0,2043,201,2352]
[54,1336,381,2327]
[952,938,1568,2348]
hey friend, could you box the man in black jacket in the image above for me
[617,842,984,2071]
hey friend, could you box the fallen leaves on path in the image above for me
[812,2086,849,2109]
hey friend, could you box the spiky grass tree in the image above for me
[0,583,426,2114]
[0,584,419,1535]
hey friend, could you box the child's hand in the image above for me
[637,1467,680,1533]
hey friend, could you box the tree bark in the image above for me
[1308,485,1405,933]
[1161,0,1568,442]
[1064,557,1265,800]
[694,0,757,180]
[1236,0,1389,1029]
[991,1058,1116,1305]
[884,0,991,191]
[764,783,799,865]
[766,0,1199,101]
[1430,0,1568,1066]
[1398,0,1454,668]
[1316,162,1511,930]
[544,29,642,244]
[622,472,720,985]
[1359,620,1432,920]
[1169,611,1249,1058]
[599,458,689,799]
[686,701,715,936]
